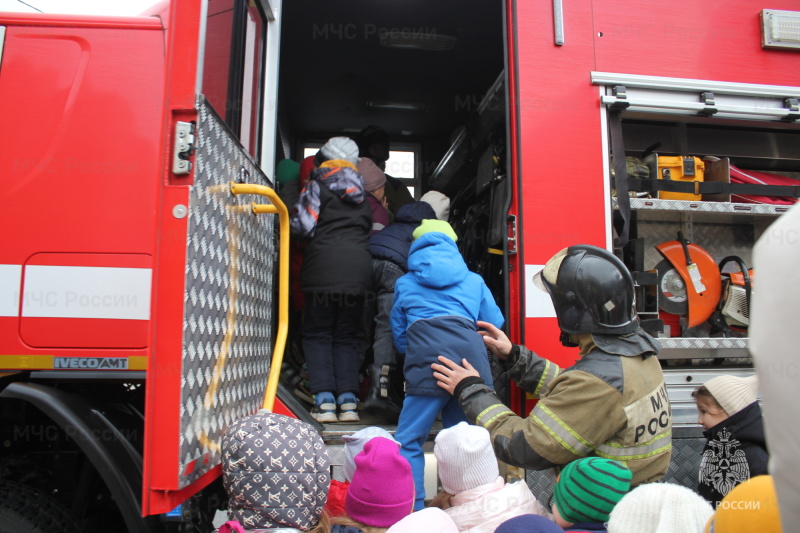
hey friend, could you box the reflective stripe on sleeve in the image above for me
[475,403,515,428]
[595,430,672,461]
[530,403,594,457]
[534,359,560,397]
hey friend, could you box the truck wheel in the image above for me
[0,480,81,533]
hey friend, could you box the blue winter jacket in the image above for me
[391,232,505,395]
[369,201,436,271]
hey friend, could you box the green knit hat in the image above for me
[552,457,632,525]
[276,158,300,185]
[412,219,458,242]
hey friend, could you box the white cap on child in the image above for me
[704,375,758,416]
[342,426,399,483]
[607,482,713,533]
[434,421,499,495]
[420,190,451,221]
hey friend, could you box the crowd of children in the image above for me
[263,135,780,532]
[285,131,454,426]
[218,410,779,533]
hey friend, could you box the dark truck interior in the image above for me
[274,0,511,423]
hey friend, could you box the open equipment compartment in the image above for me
[600,73,800,359]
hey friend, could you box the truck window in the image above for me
[203,0,267,159]
[385,148,418,199]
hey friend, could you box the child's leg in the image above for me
[372,260,404,370]
[441,395,469,428]
[302,293,337,395]
[395,394,450,510]
[330,294,363,396]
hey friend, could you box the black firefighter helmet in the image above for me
[533,245,639,340]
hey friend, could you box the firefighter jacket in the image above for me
[455,333,671,486]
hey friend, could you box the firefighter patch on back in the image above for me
[622,382,671,444]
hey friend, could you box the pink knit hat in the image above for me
[345,437,414,528]
[358,157,387,192]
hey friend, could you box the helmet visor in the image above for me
[533,247,569,293]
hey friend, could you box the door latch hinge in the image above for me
[507,214,518,255]
[172,121,195,175]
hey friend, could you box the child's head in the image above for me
[276,158,300,185]
[342,426,399,483]
[551,457,632,528]
[434,421,499,496]
[495,514,565,533]
[222,411,330,531]
[607,482,714,533]
[693,375,758,430]
[299,155,316,187]
[345,436,414,529]
[412,219,458,243]
[316,136,360,167]
[358,157,387,194]
[386,507,459,533]
[419,190,451,221]
[693,386,728,430]
[704,475,782,532]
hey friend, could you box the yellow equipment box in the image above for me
[658,156,705,201]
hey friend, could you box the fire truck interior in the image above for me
[274,0,509,416]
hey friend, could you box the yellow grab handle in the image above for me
[230,182,290,412]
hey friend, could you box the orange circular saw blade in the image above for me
[655,240,722,327]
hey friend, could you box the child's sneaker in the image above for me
[311,392,337,423]
[337,393,359,423]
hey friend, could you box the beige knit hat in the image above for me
[420,190,451,221]
[607,482,714,533]
[434,422,499,495]
[704,375,758,416]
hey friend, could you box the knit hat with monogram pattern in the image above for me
[222,411,330,531]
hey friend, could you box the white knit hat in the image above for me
[434,422,499,495]
[317,136,360,166]
[420,190,451,221]
[704,375,758,416]
[386,508,458,533]
[607,483,714,533]
[342,426,399,483]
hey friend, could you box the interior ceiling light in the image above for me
[380,33,457,51]
[366,99,427,112]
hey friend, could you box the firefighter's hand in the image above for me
[432,356,479,395]
[477,321,512,360]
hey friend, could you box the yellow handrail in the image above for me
[229,182,290,412]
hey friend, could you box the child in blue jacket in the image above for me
[390,219,504,510]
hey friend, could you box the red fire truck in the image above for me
[1,0,799,531]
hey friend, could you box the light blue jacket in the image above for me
[391,232,505,394]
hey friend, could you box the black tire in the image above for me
[0,480,81,533]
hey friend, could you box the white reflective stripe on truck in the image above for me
[18,265,152,320]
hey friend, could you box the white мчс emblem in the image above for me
[699,428,750,496]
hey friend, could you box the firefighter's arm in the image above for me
[475,322,561,399]
[506,345,564,399]
[457,370,626,471]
